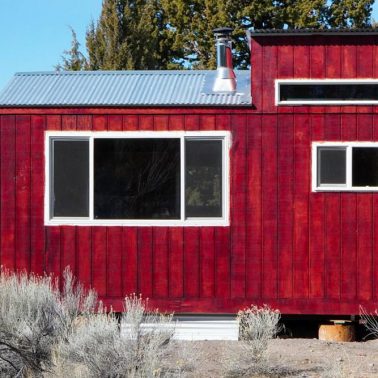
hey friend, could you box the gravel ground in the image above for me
[169,338,378,377]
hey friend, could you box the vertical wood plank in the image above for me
[0,116,16,270]
[262,44,277,113]
[293,114,310,298]
[309,114,325,298]
[261,115,278,298]
[277,114,294,299]
[15,115,31,272]
[231,114,247,298]
[246,114,262,299]
[30,115,45,275]
[138,228,153,297]
[123,228,138,295]
[107,227,123,297]
[277,41,294,114]
[251,39,263,111]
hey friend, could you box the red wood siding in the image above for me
[1,109,378,315]
[1,35,378,315]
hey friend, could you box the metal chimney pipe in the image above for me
[213,27,236,92]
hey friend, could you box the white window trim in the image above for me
[44,130,231,227]
[312,142,378,192]
[276,79,378,105]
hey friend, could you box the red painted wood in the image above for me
[138,228,153,297]
[152,228,169,298]
[123,228,138,296]
[15,115,31,272]
[374,116,378,300]
[246,114,262,299]
[230,114,247,299]
[262,44,277,113]
[1,116,16,270]
[309,114,325,298]
[250,38,263,111]
[261,115,278,299]
[200,228,215,298]
[169,227,184,298]
[30,116,45,275]
[277,114,293,299]
[107,227,123,297]
[108,115,122,130]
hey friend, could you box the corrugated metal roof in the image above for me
[251,28,378,36]
[0,70,251,107]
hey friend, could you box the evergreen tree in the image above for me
[59,0,374,71]
[56,28,87,71]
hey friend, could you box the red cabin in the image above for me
[1,28,378,316]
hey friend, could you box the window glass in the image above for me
[94,138,180,219]
[317,147,346,185]
[280,84,378,102]
[352,147,378,187]
[185,139,222,217]
[52,139,89,217]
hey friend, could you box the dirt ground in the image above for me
[174,338,378,377]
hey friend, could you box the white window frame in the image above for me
[276,79,378,105]
[312,142,378,192]
[45,131,231,227]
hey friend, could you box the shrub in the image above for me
[359,305,378,339]
[225,304,282,377]
[60,294,175,378]
[0,267,96,377]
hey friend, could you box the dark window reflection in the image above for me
[318,148,346,185]
[53,140,89,217]
[185,139,222,217]
[281,84,378,101]
[94,139,180,219]
[352,148,378,187]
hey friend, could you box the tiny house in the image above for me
[1,28,378,316]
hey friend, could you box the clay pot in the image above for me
[318,323,356,342]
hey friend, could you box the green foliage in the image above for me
[56,28,88,71]
[59,0,375,71]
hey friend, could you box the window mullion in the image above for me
[346,145,352,189]
[89,137,94,221]
[180,137,185,222]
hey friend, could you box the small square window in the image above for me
[314,143,378,192]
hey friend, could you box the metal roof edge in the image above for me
[250,28,378,37]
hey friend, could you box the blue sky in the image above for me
[0,0,377,90]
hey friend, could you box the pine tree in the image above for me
[59,0,375,71]
[56,28,87,71]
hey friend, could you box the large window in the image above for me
[276,79,378,105]
[46,131,230,226]
[313,143,378,191]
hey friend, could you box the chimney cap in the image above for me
[213,27,233,36]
